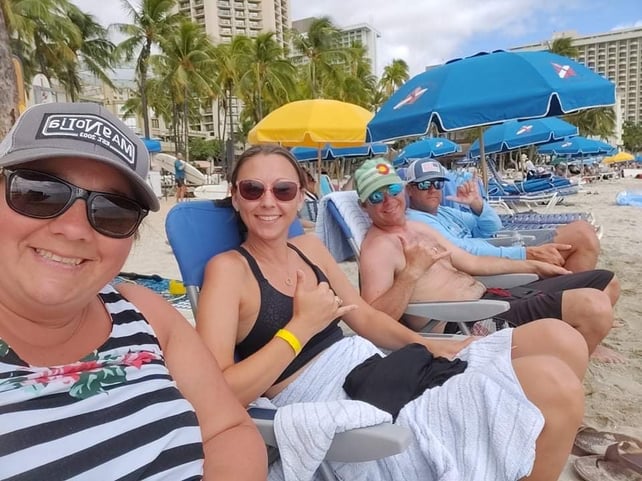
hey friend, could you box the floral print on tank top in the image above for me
[0,339,161,400]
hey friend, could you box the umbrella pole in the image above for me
[478,126,489,189]
[316,148,322,184]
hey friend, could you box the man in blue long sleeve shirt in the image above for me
[405,159,600,272]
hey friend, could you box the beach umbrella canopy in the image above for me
[291,143,388,162]
[141,137,162,153]
[602,151,635,164]
[367,50,615,142]
[248,99,373,148]
[468,117,578,157]
[393,137,461,166]
[366,50,615,184]
[538,136,615,157]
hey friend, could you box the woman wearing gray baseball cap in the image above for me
[0,103,266,480]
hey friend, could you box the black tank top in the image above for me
[235,243,343,384]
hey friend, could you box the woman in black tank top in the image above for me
[196,145,588,481]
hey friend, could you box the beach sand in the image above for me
[122,177,642,480]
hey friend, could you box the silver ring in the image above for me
[335,296,343,306]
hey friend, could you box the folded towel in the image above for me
[272,400,391,481]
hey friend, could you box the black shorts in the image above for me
[176,178,185,187]
[481,269,614,327]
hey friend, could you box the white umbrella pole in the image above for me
[479,126,489,188]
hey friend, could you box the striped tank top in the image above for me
[0,285,204,480]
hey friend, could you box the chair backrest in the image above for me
[319,174,336,196]
[315,190,373,264]
[165,200,304,315]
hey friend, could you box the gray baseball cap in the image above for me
[0,102,159,211]
[405,158,449,184]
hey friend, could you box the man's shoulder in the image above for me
[362,225,399,249]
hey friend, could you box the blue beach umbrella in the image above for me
[366,50,615,184]
[393,137,461,166]
[291,143,388,162]
[141,137,162,153]
[538,136,615,157]
[468,118,578,157]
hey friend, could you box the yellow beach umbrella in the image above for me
[603,151,635,164]
[248,99,373,148]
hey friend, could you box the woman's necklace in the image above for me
[247,244,295,287]
[284,250,295,286]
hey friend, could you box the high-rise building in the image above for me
[511,27,642,128]
[177,0,291,139]
[290,18,380,73]
[178,0,289,46]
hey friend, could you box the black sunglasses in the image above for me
[4,169,148,239]
[237,179,300,202]
[412,179,445,191]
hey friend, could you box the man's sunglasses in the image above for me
[412,179,445,191]
[4,169,148,239]
[237,179,300,202]
[367,183,404,205]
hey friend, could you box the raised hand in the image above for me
[445,179,484,213]
[445,179,482,205]
[289,270,356,343]
[525,243,572,266]
[399,236,451,280]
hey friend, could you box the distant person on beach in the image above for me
[0,102,266,480]
[175,152,187,202]
[355,158,623,362]
[405,158,601,272]
[196,144,588,481]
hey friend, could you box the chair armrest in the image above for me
[247,407,413,463]
[404,299,509,322]
[485,236,517,247]
[247,407,279,448]
[475,273,538,288]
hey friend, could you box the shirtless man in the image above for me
[354,158,622,362]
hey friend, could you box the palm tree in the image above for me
[53,3,115,101]
[565,107,616,139]
[328,41,376,108]
[114,0,183,139]
[210,36,250,151]
[379,58,409,99]
[0,6,18,136]
[4,0,80,86]
[151,20,217,160]
[236,32,297,123]
[548,37,579,59]
[289,16,346,98]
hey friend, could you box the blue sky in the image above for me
[73,0,642,76]
[292,0,642,74]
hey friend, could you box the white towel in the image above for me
[272,400,392,481]
[267,333,544,481]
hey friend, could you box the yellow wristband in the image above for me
[275,329,302,356]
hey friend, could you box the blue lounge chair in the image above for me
[164,199,412,481]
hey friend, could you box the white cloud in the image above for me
[72,0,642,77]
[291,0,579,74]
